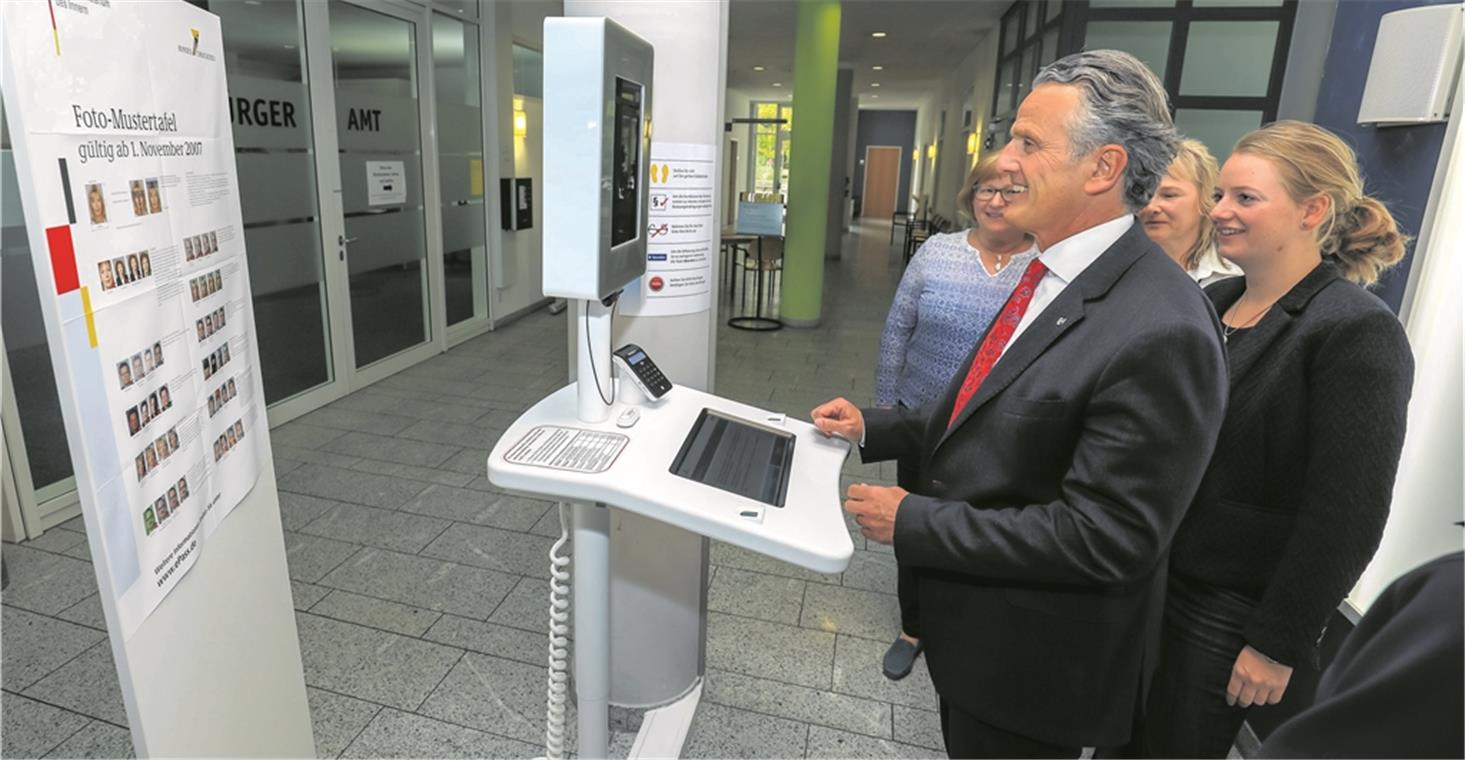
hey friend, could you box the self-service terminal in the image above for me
[487,18,854,760]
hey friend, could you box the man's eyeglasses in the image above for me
[973,186,1026,201]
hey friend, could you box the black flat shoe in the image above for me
[882,637,924,680]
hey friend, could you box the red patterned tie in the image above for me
[948,258,1049,428]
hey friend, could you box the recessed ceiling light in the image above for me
[872,65,884,71]
[871,31,887,38]
[753,65,765,71]
[772,82,783,87]
[283,44,296,49]
[871,83,881,87]
[871,94,880,98]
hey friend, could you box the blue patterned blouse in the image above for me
[876,230,1040,408]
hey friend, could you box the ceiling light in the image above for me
[772,82,783,87]
[753,65,765,71]
[871,83,881,87]
[872,65,884,71]
[871,31,887,38]
[871,94,879,99]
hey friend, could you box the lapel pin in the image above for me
[1056,317,1067,326]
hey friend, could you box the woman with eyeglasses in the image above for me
[873,152,1038,683]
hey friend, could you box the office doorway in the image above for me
[862,146,902,220]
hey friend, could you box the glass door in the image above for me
[321,0,440,379]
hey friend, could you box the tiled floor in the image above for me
[1,221,944,759]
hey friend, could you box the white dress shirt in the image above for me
[1189,243,1243,288]
[999,214,1135,360]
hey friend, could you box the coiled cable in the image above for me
[544,502,572,760]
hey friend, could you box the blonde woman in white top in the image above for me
[1142,138,1243,287]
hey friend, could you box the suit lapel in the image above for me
[1213,262,1340,390]
[934,223,1151,453]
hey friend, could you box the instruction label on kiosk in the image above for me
[620,142,716,317]
[505,426,630,473]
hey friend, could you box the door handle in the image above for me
[338,234,359,261]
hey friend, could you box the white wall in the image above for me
[724,87,752,224]
[911,29,999,223]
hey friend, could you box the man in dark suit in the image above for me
[812,50,1228,757]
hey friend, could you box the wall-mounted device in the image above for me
[1358,3,1463,126]
[542,18,654,301]
[613,343,672,401]
[499,177,534,230]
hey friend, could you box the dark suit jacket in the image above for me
[1169,263,1415,667]
[1258,551,1463,759]
[861,223,1228,747]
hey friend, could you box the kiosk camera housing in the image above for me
[542,18,654,301]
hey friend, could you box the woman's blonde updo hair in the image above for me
[1165,137,1221,272]
[955,153,1005,225]
[1232,120,1407,286]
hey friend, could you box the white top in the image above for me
[1001,214,1135,359]
[1190,243,1244,288]
[489,383,856,574]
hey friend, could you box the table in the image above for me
[726,234,783,332]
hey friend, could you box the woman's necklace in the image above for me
[1223,296,1272,343]
[990,251,1011,274]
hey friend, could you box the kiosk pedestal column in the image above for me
[573,501,611,759]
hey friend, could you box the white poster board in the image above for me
[2,1,311,754]
[366,160,406,206]
[620,142,716,316]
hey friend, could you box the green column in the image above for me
[781,0,840,328]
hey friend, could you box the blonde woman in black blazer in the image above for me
[1140,121,1415,758]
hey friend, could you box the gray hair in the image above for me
[1033,49,1177,211]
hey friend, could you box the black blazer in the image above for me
[1168,262,1415,667]
[861,223,1228,748]
[1258,551,1463,759]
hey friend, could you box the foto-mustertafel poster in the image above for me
[2,0,265,639]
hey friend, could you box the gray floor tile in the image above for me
[56,515,88,533]
[423,614,548,667]
[683,702,808,759]
[55,593,108,631]
[278,463,429,510]
[311,590,443,638]
[831,634,938,710]
[706,567,806,625]
[321,431,461,468]
[420,522,554,578]
[292,580,331,611]
[300,501,452,555]
[320,548,517,620]
[486,577,553,632]
[416,652,550,745]
[307,686,382,759]
[397,419,504,450]
[529,504,570,538]
[296,613,463,711]
[800,583,901,641]
[272,445,365,469]
[277,492,344,533]
[297,406,420,437]
[1,692,92,759]
[283,531,362,583]
[706,612,835,690]
[806,725,946,759]
[21,641,126,725]
[341,708,541,759]
[344,459,477,489]
[43,720,134,759]
[22,528,89,555]
[272,421,348,450]
[437,447,494,476]
[892,705,945,752]
[1,605,107,691]
[705,668,891,740]
[710,541,841,585]
[399,484,550,532]
[840,550,899,594]
[273,457,307,478]
[0,544,99,615]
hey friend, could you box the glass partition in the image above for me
[433,13,487,328]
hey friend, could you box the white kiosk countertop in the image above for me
[488,382,855,575]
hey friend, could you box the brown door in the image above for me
[862,146,901,219]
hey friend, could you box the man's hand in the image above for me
[811,397,865,444]
[1226,645,1294,708]
[844,483,908,545]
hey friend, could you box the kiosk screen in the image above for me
[611,77,642,248]
[671,409,795,507]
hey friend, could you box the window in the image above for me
[749,101,792,201]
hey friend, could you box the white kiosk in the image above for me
[487,18,854,760]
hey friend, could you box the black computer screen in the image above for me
[670,409,795,508]
[611,77,642,248]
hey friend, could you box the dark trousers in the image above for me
[1138,574,1257,758]
[940,698,1083,759]
[895,451,921,637]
